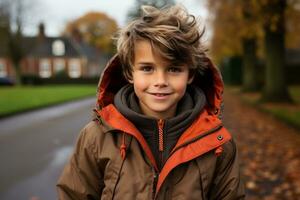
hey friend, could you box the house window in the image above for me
[39,59,51,78]
[68,59,81,78]
[52,40,65,56]
[54,59,65,73]
[0,59,7,77]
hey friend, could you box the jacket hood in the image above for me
[96,54,224,117]
[94,54,231,194]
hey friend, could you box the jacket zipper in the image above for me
[151,119,164,199]
[157,119,165,170]
[152,168,159,200]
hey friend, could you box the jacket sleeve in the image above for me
[209,139,246,200]
[56,124,104,200]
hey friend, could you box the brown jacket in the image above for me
[57,55,245,199]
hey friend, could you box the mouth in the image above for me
[148,92,172,97]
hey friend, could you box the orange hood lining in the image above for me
[96,54,224,114]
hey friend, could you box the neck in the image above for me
[139,102,177,120]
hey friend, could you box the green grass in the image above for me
[0,85,97,117]
[262,86,300,129]
[289,86,300,103]
[267,109,300,129]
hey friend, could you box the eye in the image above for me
[140,66,153,72]
[168,67,182,73]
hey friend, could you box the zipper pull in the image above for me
[158,119,165,152]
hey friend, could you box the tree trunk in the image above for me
[242,38,260,92]
[14,63,22,85]
[9,28,23,86]
[262,0,292,102]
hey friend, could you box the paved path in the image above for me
[0,97,96,200]
[222,91,300,200]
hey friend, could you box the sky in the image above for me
[24,0,210,37]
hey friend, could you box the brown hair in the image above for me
[116,4,207,80]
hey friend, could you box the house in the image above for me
[69,28,110,78]
[0,23,108,82]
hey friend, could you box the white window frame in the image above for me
[39,59,51,78]
[68,59,81,78]
[52,40,65,56]
[0,59,7,77]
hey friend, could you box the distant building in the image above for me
[0,23,109,81]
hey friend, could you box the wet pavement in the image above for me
[0,97,95,200]
[223,91,300,200]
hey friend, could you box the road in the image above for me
[0,97,96,200]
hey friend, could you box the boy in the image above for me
[57,4,245,200]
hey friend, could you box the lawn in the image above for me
[0,85,97,117]
[264,86,300,128]
[227,85,300,129]
[290,86,300,103]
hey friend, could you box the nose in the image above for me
[154,71,168,87]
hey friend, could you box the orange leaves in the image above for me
[223,90,300,199]
[286,4,300,48]
[206,0,299,64]
[64,12,118,54]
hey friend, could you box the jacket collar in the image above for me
[96,103,231,196]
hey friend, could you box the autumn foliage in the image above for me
[206,0,300,64]
[64,12,118,54]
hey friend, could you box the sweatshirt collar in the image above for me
[113,84,207,134]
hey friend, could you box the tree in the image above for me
[127,0,175,20]
[260,0,292,102]
[206,0,298,102]
[206,0,262,91]
[64,12,118,55]
[285,1,300,48]
[0,0,28,85]
[0,1,10,52]
[206,1,243,63]
[240,0,261,91]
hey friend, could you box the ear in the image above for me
[123,71,134,84]
[187,74,194,84]
[125,75,134,84]
[128,79,134,84]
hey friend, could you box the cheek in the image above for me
[132,77,149,91]
[176,83,188,96]
[171,77,189,94]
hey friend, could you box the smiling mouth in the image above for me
[149,93,172,96]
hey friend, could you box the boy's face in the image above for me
[129,40,193,119]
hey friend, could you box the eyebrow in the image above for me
[136,62,154,65]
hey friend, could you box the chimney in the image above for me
[38,22,46,41]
